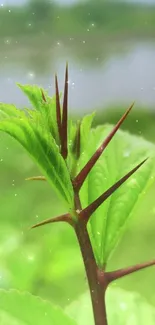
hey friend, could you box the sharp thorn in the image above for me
[105,259,155,284]
[61,63,68,159]
[31,213,73,229]
[73,102,134,191]
[80,158,148,223]
[25,176,46,181]
[41,89,46,102]
[55,74,62,142]
[72,121,81,159]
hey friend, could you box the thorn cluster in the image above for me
[30,64,148,228]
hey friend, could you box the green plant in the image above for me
[0,64,155,324]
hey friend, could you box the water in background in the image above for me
[0,0,155,112]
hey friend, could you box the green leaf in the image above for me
[66,114,95,178]
[0,106,74,207]
[0,290,77,325]
[66,288,155,325]
[17,84,44,109]
[80,112,95,154]
[0,104,26,119]
[17,84,59,143]
[80,125,155,266]
[70,112,95,201]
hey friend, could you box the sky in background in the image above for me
[1,0,155,7]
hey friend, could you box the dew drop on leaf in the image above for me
[27,255,34,262]
[123,150,130,158]
[127,178,138,188]
[120,302,127,311]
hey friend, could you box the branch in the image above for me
[61,63,68,159]
[31,213,74,229]
[105,260,155,284]
[73,102,134,191]
[79,158,147,223]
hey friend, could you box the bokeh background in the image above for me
[0,0,155,313]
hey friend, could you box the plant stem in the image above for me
[75,221,108,325]
[74,191,108,325]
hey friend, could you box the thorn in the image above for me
[31,213,74,229]
[25,176,46,181]
[73,102,134,191]
[55,74,62,142]
[79,158,148,223]
[61,63,68,159]
[41,89,46,102]
[72,121,81,159]
[105,259,155,285]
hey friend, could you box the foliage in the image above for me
[66,288,155,325]
[0,290,76,325]
[1,83,155,266]
[0,92,74,207]
[0,70,155,325]
[1,287,155,325]
[0,2,155,38]
[83,126,155,265]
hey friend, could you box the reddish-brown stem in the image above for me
[74,191,108,325]
[80,158,147,223]
[105,260,155,284]
[61,63,68,159]
[75,221,108,325]
[73,102,134,191]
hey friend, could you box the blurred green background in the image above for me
[0,0,155,314]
